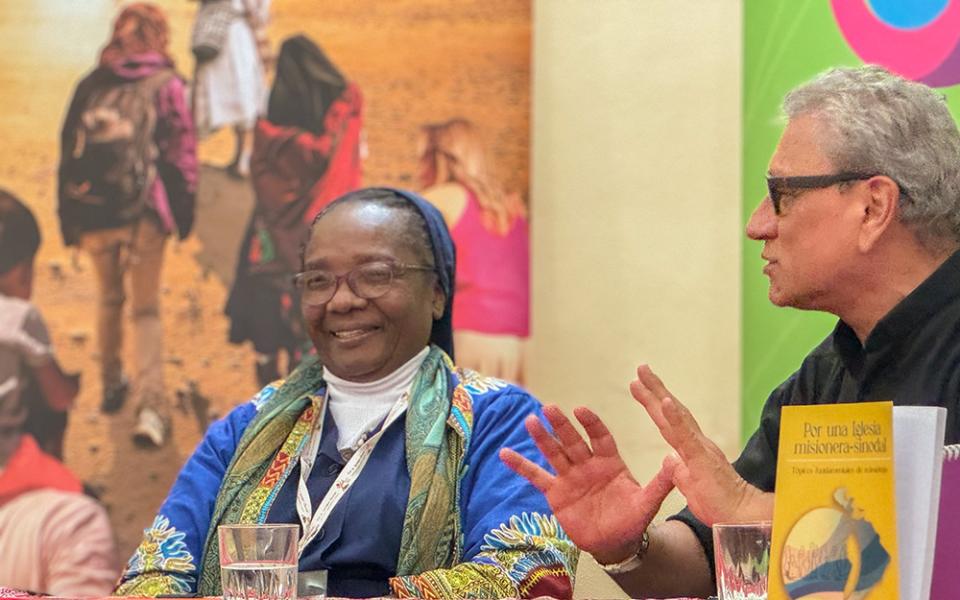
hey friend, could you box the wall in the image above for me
[529,1,742,596]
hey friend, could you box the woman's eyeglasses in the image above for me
[293,261,435,305]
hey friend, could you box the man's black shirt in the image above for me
[672,250,960,574]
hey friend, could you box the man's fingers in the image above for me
[629,379,669,429]
[631,379,696,462]
[636,364,674,403]
[525,414,572,474]
[631,376,679,450]
[662,395,704,435]
[631,365,709,462]
[500,447,555,493]
[661,396,711,461]
[573,406,621,458]
[631,364,679,429]
[542,405,594,463]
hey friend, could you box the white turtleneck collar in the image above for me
[323,346,430,453]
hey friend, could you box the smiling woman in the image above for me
[298,192,448,383]
[115,187,578,599]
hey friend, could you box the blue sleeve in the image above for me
[459,390,560,559]
[115,401,258,595]
[391,386,579,599]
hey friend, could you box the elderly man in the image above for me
[501,65,960,598]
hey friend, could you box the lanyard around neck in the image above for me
[295,391,409,557]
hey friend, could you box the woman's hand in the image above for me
[630,364,773,525]
[500,405,675,564]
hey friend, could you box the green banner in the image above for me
[742,1,960,438]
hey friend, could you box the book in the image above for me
[769,401,900,599]
[931,443,960,599]
[892,406,946,600]
[767,404,948,599]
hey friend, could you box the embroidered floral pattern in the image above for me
[458,368,509,395]
[482,512,578,596]
[391,563,516,599]
[116,515,196,595]
[482,512,566,550]
[390,512,578,599]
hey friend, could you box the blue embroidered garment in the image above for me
[116,367,578,599]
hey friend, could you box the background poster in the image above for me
[743,1,960,437]
[0,0,529,559]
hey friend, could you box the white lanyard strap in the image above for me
[295,392,409,556]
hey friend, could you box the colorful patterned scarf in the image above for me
[196,345,471,594]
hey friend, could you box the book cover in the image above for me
[769,401,899,600]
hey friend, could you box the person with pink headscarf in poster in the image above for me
[417,118,530,384]
[58,3,198,448]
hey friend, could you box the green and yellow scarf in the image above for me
[196,345,473,594]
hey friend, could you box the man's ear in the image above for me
[859,175,900,252]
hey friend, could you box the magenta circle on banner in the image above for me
[831,0,960,86]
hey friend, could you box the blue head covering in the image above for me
[373,187,456,359]
[312,187,456,359]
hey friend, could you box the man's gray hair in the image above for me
[784,65,960,253]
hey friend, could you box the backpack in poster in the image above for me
[60,69,173,227]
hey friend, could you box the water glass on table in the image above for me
[712,521,772,600]
[218,524,298,600]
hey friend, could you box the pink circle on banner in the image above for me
[830,0,960,82]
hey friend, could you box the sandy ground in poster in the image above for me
[0,0,529,563]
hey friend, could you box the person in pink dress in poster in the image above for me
[417,118,529,384]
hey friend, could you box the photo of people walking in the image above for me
[0,0,531,590]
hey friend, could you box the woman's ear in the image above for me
[432,282,446,320]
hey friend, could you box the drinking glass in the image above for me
[218,524,298,600]
[713,521,772,600]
